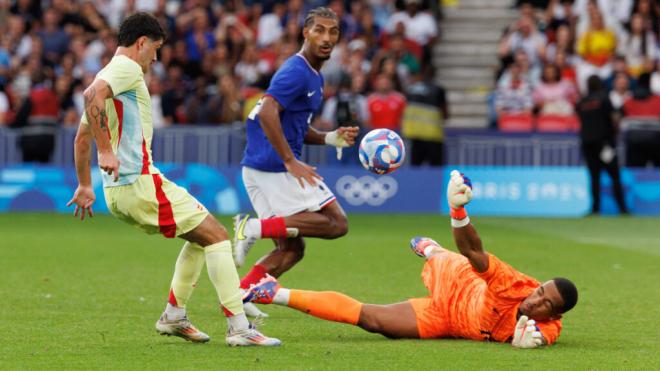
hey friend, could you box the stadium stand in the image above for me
[0,0,442,160]
[1,0,659,168]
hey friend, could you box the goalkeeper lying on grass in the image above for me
[243,170,578,348]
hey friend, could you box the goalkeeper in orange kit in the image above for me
[243,170,578,348]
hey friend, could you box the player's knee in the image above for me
[291,248,304,263]
[279,239,305,265]
[184,215,229,246]
[290,239,305,262]
[336,218,348,237]
[209,221,229,242]
[327,217,348,239]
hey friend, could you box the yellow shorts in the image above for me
[104,174,208,238]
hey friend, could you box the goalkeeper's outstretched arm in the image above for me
[447,170,489,272]
[452,223,488,273]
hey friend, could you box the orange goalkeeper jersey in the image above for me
[417,252,561,344]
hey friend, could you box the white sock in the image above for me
[272,288,290,306]
[165,303,186,320]
[246,219,261,238]
[227,313,250,331]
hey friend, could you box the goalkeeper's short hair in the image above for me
[553,277,578,313]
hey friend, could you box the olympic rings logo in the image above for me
[335,175,398,206]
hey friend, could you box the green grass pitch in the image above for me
[1,213,659,370]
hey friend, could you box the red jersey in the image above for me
[367,92,406,131]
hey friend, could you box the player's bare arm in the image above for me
[447,170,489,272]
[258,95,321,187]
[67,122,95,220]
[452,224,489,272]
[83,79,120,182]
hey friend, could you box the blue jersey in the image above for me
[241,54,324,172]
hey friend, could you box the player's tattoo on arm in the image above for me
[99,109,107,129]
[84,86,108,130]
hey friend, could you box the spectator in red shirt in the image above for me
[10,72,59,163]
[623,73,660,118]
[367,73,406,132]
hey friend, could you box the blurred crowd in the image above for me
[494,0,660,131]
[0,0,450,166]
[0,1,440,125]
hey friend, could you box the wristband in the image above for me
[450,206,467,220]
[451,216,471,228]
[324,130,346,147]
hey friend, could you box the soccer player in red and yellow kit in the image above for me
[243,170,578,348]
[66,12,279,347]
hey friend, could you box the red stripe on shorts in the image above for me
[112,99,123,145]
[152,174,177,238]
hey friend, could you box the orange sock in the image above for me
[288,289,362,325]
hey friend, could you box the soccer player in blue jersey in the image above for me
[234,7,359,315]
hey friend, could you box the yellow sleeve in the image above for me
[577,32,588,57]
[96,57,142,97]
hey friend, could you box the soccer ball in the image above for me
[358,129,405,174]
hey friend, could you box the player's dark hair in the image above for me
[304,7,339,28]
[553,277,578,313]
[117,12,166,47]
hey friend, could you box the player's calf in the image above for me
[357,303,420,339]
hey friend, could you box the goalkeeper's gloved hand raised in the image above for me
[447,170,473,227]
[512,315,544,349]
[447,170,473,209]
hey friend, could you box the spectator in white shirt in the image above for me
[257,3,285,48]
[609,72,632,111]
[496,63,534,117]
[574,0,628,38]
[498,15,547,68]
[617,13,657,78]
[149,77,169,129]
[387,0,437,47]
[573,0,633,24]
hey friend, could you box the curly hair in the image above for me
[117,12,166,47]
[303,7,339,28]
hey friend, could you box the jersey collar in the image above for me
[296,53,320,76]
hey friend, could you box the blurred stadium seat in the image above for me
[536,114,579,133]
[497,113,534,132]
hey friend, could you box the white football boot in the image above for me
[156,314,210,343]
[226,318,281,347]
[233,214,258,267]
